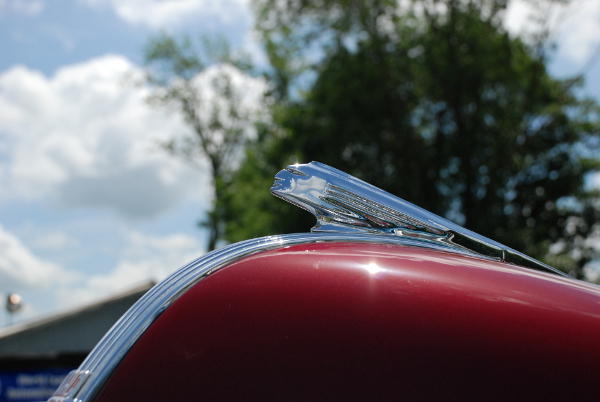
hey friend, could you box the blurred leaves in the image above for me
[140,1,600,280]
[144,33,265,251]
[223,0,600,278]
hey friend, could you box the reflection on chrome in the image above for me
[271,161,568,278]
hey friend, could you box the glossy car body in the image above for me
[50,162,600,401]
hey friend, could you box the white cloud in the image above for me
[554,0,600,65]
[504,0,535,36]
[195,63,267,117]
[80,0,250,28]
[0,0,44,15]
[593,172,600,189]
[184,63,269,169]
[31,231,76,250]
[0,55,209,219]
[505,0,600,66]
[56,231,203,307]
[0,54,268,319]
[0,55,269,219]
[0,224,78,291]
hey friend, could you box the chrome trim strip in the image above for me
[271,162,569,278]
[52,161,570,401]
[48,370,90,402]
[51,231,515,402]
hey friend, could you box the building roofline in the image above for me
[0,281,155,339]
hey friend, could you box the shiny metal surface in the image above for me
[271,161,568,277]
[48,370,90,402]
[96,242,600,401]
[50,161,574,401]
[49,232,482,402]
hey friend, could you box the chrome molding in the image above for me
[271,161,568,278]
[49,232,489,402]
[51,160,570,402]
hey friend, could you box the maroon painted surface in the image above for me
[96,243,600,401]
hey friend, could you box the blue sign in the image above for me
[0,370,71,402]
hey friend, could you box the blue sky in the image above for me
[0,0,598,323]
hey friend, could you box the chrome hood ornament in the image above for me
[271,161,568,277]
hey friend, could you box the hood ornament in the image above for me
[271,161,568,277]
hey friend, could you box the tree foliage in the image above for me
[144,33,261,251]
[224,0,600,277]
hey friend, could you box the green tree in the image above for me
[144,33,263,251]
[225,0,600,278]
